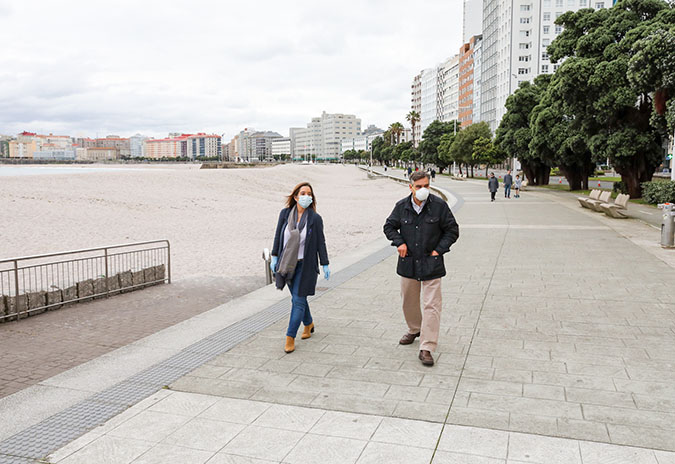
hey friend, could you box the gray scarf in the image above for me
[275,206,308,290]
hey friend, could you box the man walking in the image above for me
[504,170,513,198]
[383,171,460,366]
[488,172,499,202]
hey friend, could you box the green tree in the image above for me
[547,0,671,197]
[371,136,384,165]
[628,20,675,132]
[473,137,507,177]
[449,122,491,177]
[495,77,552,185]
[389,122,405,145]
[419,120,455,173]
[406,111,420,147]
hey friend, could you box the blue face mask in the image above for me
[298,195,313,209]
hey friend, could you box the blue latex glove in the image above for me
[270,256,278,272]
[322,265,330,280]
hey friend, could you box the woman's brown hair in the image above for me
[286,182,317,210]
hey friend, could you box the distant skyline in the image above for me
[0,0,463,139]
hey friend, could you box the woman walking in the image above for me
[271,182,330,353]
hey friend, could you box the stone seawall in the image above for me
[0,264,166,322]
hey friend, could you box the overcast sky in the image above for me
[0,0,463,139]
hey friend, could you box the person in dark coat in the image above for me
[271,182,330,353]
[504,170,513,198]
[383,171,460,366]
[488,173,499,202]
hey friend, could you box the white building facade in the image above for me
[480,0,610,131]
[440,55,460,123]
[293,112,361,161]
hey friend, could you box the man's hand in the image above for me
[431,250,439,256]
[397,244,408,257]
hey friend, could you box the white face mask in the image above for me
[415,188,430,202]
[298,195,313,208]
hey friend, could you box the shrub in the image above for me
[641,181,675,204]
[613,181,628,194]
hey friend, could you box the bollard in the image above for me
[658,203,675,248]
[262,248,273,284]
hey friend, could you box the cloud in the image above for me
[0,0,465,138]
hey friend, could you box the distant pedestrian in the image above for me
[383,171,460,366]
[488,172,499,202]
[271,182,330,354]
[514,175,522,198]
[407,166,413,177]
[431,169,436,182]
[504,170,513,198]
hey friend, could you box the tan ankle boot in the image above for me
[301,323,315,340]
[284,336,295,353]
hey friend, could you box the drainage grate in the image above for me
[0,245,394,463]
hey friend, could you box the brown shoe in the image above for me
[399,332,421,345]
[284,336,295,353]
[419,350,434,366]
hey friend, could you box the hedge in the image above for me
[641,181,675,204]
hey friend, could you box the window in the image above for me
[543,25,550,34]
[520,17,531,23]
[519,55,530,62]
[556,0,563,6]
[544,0,551,5]
[580,0,587,5]
[543,39,550,46]
[520,4,531,10]
[543,12,551,20]
[518,68,530,74]
[519,43,530,49]
[556,11,563,18]
[555,25,562,33]
[542,65,549,73]
[595,1,604,7]
[542,52,549,60]
[554,64,560,71]
[568,0,575,5]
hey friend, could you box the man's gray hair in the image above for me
[409,171,429,183]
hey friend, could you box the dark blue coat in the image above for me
[272,207,329,297]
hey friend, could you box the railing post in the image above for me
[104,248,110,298]
[13,260,19,321]
[166,241,171,284]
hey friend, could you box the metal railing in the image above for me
[0,240,171,321]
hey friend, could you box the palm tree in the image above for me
[389,122,404,145]
[406,111,420,147]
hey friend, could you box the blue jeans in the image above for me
[504,185,511,197]
[287,260,313,338]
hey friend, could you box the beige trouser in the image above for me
[400,277,442,352]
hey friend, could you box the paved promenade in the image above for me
[2,170,675,463]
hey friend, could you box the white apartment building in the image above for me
[186,133,222,159]
[33,149,76,160]
[130,134,149,158]
[440,55,460,123]
[293,112,361,160]
[420,68,442,135]
[473,38,483,124]
[481,0,609,131]
[271,138,292,158]
[411,74,422,145]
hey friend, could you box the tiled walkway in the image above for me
[10,174,675,463]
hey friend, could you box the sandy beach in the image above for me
[0,164,407,290]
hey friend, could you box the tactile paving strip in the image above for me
[0,245,394,464]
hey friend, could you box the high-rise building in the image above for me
[440,55,460,123]
[411,73,422,145]
[249,131,282,161]
[480,0,609,131]
[130,134,149,158]
[9,132,72,158]
[186,133,222,159]
[420,67,442,135]
[459,35,483,127]
[293,112,361,161]
[144,135,188,159]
